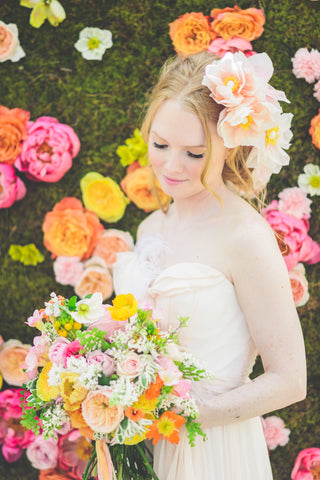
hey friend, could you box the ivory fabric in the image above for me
[113,237,273,480]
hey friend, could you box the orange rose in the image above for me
[169,12,217,57]
[0,339,31,386]
[210,6,265,41]
[310,109,320,150]
[0,106,30,165]
[94,229,134,267]
[75,257,114,301]
[42,197,104,259]
[121,166,171,212]
[39,469,79,480]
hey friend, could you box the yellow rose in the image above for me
[36,362,60,401]
[80,172,129,222]
[60,371,88,411]
[107,293,138,321]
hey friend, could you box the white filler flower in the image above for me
[74,27,113,60]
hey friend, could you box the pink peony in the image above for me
[0,163,26,209]
[86,351,115,377]
[208,36,254,58]
[88,305,127,340]
[278,187,312,219]
[263,204,320,270]
[289,264,310,307]
[15,116,80,182]
[292,48,320,83]
[173,379,192,399]
[117,352,143,378]
[2,426,35,462]
[261,415,290,450]
[26,435,59,470]
[314,80,320,102]
[291,447,320,480]
[63,340,82,367]
[53,256,84,286]
[49,337,70,365]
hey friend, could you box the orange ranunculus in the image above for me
[210,6,265,41]
[42,197,104,259]
[145,374,164,401]
[39,469,79,480]
[310,109,320,150]
[0,339,31,386]
[121,166,171,212]
[0,106,30,165]
[169,12,217,57]
[146,411,185,445]
[68,408,95,440]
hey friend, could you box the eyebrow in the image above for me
[151,130,207,148]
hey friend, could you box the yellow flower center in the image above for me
[238,115,253,130]
[309,175,320,189]
[88,37,100,50]
[157,416,176,437]
[265,126,279,146]
[311,463,320,480]
[79,304,89,314]
[223,76,240,93]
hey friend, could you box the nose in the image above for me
[165,148,183,174]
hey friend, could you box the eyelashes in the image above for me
[152,142,204,159]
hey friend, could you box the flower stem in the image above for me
[82,446,97,480]
[135,443,160,480]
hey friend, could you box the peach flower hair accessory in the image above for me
[202,51,293,188]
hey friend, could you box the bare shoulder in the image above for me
[137,208,168,241]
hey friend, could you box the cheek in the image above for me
[148,147,163,170]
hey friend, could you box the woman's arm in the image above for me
[197,217,307,428]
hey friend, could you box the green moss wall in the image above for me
[0,1,319,479]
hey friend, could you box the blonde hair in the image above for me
[141,51,265,210]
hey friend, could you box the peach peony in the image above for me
[169,12,217,57]
[0,106,30,165]
[94,229,134,267]
[0,339,31,386]
[121,165,171,212]
[210,6,265,41]
[309,109,320,150]
[74,257,114,301]
[82,389,124,434]
[42,197,104,259]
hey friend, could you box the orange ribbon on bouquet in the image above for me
[96,439,115,480]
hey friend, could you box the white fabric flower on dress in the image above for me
[0,21,25,63]
[74,27,113,60]
[298,164,320,196]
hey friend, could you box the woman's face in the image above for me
[148,99,228,200]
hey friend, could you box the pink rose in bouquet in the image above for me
[291,447,320,480]
[117,351,143,378]
[49,337,70,365]
[289,264,310,307]
[0,338,31,386]
[15,116,80,182]
[58,430,93,478]
[26,434,59,469]
[261,415,290,450]
[0,163,26,209]
[263,203,320,270]
[86,351,115,377]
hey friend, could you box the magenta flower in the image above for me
[15,116,80,182]
[208,37,254,58]
[292,48,320,84]
[291,448,320,480]
[0,163,26,208]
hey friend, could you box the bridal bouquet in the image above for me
[21,292,211,480]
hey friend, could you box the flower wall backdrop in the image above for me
[0,1,320,479]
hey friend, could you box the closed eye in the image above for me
[187,151,204,159]
[153,141,167,149]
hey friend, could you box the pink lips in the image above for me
[164,176,187,186]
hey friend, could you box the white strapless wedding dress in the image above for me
[113,234,273,480]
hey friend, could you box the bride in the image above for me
[114,51,306,479]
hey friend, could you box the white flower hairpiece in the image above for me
[202,51,293,189]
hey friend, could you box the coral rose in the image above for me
[15,116,80,182]
[80,172,129,222]
[211,6,265,41]
[291,447,320,480]
[121,165,171,212]
[0,106,29,165]
[74,257,114,301]
[0,339,31,386]
[0,163,26,209]
[169,12,216,57]
[309,109,320,150]
[94,229,134,268]
[289,263,310,307]
[42,197,104,259]
[82,389,124,434]
[0,21,25,63]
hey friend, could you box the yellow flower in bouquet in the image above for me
[60,372,88,411]
[107,293,138,321]
[80,172,129,222]
[36,362,60,401]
